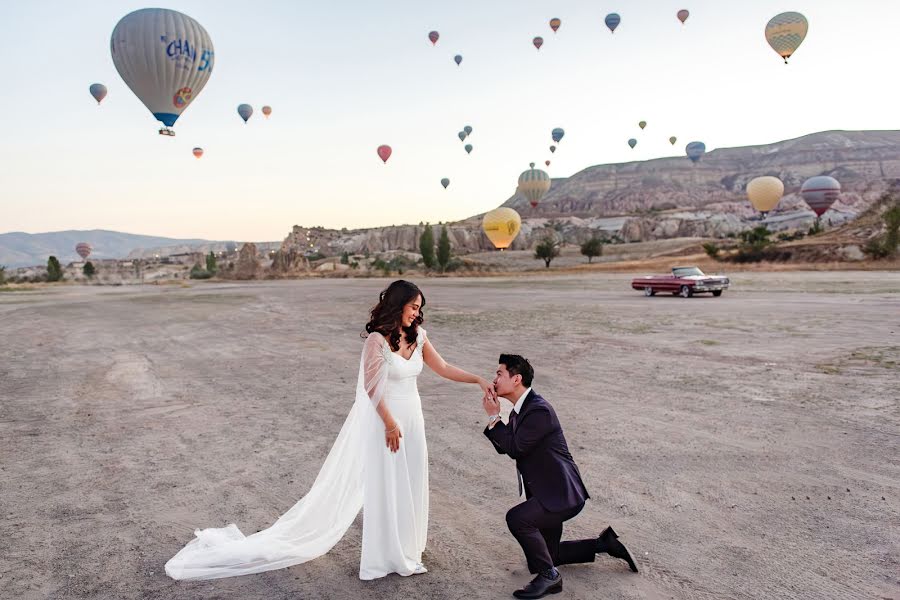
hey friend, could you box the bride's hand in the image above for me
[385,421,402,453]
[477,377,497,402]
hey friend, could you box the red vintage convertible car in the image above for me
[631,266,730,298]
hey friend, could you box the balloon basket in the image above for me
[158,127,175,137]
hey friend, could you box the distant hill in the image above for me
[0,230,221,268]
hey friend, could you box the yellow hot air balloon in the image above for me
[746,176,784,216]
[482,207,521,250]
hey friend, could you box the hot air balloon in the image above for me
[458,131,467,142]
[677,9,690,25]
[533,36,544,50]
[765,12,808,63]
[464,144,473,154]
[454,54,463,66]
[685,141,706,163]
[669,136,677,145]
[192,147,203,158]
[549,145,556,153]
[428,31,439,45]
[800,176,841,217]
[551,128,565,143]
[545,160,551,167]
[441,178,450,189]
[89,83,107,105]
[237,104,253,123]
[464,125,473,135]
[628,138,637,149]
[483,207,522,250]
[75,243,92,260]
[638,121,647,130]
[518,166,552,208]
[377,145,392,163]
[110,8,214,136]
[746,176,784,217]
[262,105,272,118]
[605,13,621,33]
[550,18,561,33]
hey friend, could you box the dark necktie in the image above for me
[510,410,524,497]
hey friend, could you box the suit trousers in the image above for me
[505,497,596,574]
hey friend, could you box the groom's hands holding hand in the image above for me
[483,394,502,429]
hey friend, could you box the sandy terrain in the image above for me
[1,272,898,600]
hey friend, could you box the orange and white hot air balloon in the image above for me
[192,147,203,159]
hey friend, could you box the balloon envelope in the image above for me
[551,128,564,143]
[454,54,463,65]
[262,105,272,118]
[533,36,544,50]
[605,13,621,33]
[237,104,253,123]
[464,144,473,154]
[549,145,556,153]
[428,31,439,45]
[747,176,784,214]
[628,138,637,149]
[550,18,561,33]
[75,243,92,260]
[441,178,450,189]
[89,83,107,105]
[458,131,467,141]
[192,147,203,158]
[518,167,552,208]
[669,136,677,145]
[483,207,522,250]
[545,160,551,167]
[464,125,473,135]
[800,176,841,217]
[638,120,647,130]
[765,12,808,63]
[110,8,214,130]
[677,9,689,24]
[377,145,392,163]
[685,141,706,163]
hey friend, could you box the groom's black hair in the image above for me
[499,354,534,387]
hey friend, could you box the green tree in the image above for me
[419,224,435,270]
[83,261,96,278]
[0,265,6,285]
[580,237,603,263]
[190,263,212,279]
[437,224,451,272]
[702,242,720,259]
[534,236,560,268]
[47,256,63,282]
[206,251,218,274]
[340,251,350,265]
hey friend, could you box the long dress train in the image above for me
[164,329,430,581]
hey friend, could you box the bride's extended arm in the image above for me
[423,337,496,400]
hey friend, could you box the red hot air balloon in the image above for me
[262,105,272,118]
[428,31,439,45]
[192,147,203,158]
[75,243,92,260]
[533,36,544,50]
[800,176,841,217]
[377,145,392,163]
[677,9,690,24]
[550,18,561,33]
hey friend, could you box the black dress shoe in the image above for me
[512,571,563,599]
[596,526,639,573]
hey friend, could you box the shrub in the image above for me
[0,265,5,285]
[189,264,213,279]
[340,251,349,265]
[702,242,720,259]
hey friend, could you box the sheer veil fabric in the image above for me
[164,330,427,581]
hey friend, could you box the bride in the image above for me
[165,280,495,581]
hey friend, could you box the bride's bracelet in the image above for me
[385,425,398,434]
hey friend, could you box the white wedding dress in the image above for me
[165,329,429,581]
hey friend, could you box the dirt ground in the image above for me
[1,272,898,600]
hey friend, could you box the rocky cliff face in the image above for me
[279,130,900,256]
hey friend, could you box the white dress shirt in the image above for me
[511,387,533,416]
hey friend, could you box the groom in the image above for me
[482,354,638,599]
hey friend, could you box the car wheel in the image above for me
[712,290,723,297]
[644,287,655,297]
[679,285,692,298]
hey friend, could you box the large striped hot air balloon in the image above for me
[550,18,561,33]
[237,104,253,123]
[377,145,392,163]
[677,9,690,25]
[518,166,552,208]
[605,13,621,33]
[89,83,107,105]
[800,176,841,217]
[75,243,92,260]
[482,207,521,250]
[765,12,808,63]
[685,141,706,163]
[428,31,439,45]
[110,8,214,136]
[747,176,784,217]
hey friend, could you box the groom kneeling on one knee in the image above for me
[482,354,639,599]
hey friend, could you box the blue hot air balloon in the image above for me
[89,83,108,105]
[605,13,621,33]
[441,178,450,189]
[464,144,473,154]
[464,125,473,135]
[458,131,467,141]
[237,104,253,123]
[454,54,463,66]
[628,138,637,149]
[685,141,706,163]
[551,128,565,143]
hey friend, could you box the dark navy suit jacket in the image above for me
[484,389,589,513]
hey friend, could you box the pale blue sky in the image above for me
[1,0,896,241]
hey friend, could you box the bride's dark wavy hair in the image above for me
[363,280,425,351]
